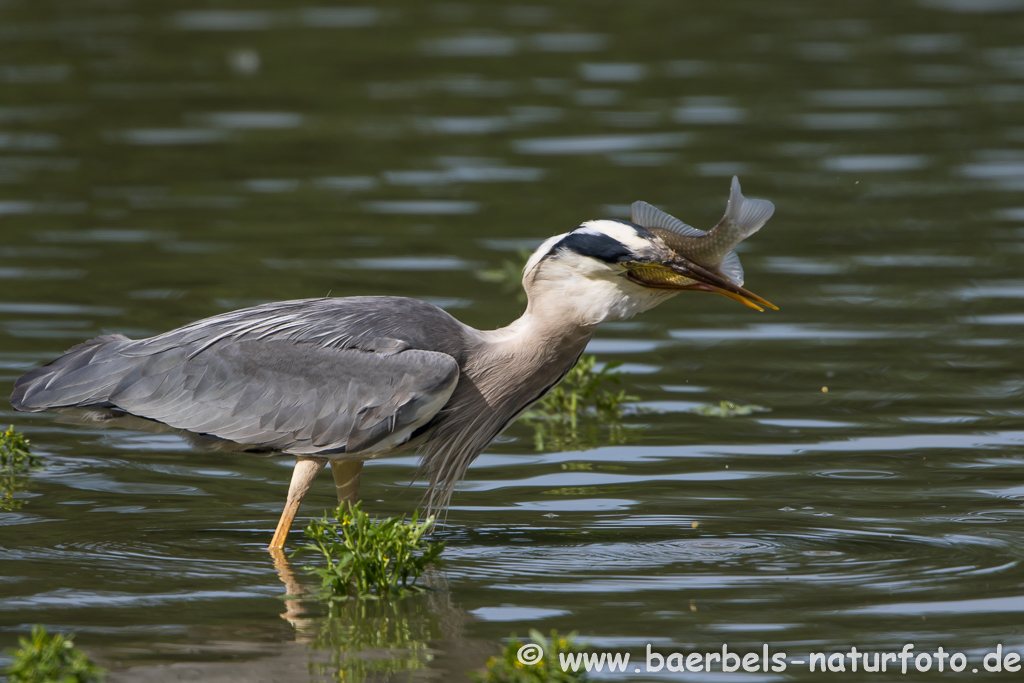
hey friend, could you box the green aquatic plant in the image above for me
[5,624,105,683]
[473,629,589,683]
[0,426,42,512]
[690,400,769,418]
[520,355,642,452]
[0,426,36,467]
[300,502,444,600]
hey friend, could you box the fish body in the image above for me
[630,176,774,286]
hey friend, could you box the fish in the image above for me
[630,176,774,287]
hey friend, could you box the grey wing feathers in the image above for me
[11,297,466,456]
[109,340,458,455]
[630,200,705,237]
[11,334,133,410]
[125,296,470,360]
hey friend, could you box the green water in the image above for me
[3,0,1024,680]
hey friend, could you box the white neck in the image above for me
[486,296,596,348]
[519,253,680,328]
[470,253,679,392]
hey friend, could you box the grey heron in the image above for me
[10,177,775,549]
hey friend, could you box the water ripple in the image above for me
[513,132,690,155]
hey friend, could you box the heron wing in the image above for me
[123,296,469,360]
[103,339,459,455]
[12,297,469,455]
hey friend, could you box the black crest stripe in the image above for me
[558,231,633,264]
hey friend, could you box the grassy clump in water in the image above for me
[690,400,768,418]
[473,629,589,683]
[5,624,105,683]
[0,426,42,511]
[300,502,444,600]
[521,355,641,452]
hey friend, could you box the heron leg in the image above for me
[269,456,327,550]
[330,459,363,505]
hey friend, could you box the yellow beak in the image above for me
[625,258,778,312]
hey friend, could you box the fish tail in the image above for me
[721,176,774,240]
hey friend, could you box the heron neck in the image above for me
[483,298,597,350]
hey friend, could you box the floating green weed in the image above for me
[690,400,769,418]
[473,629,588,683]
[5,624,105,683]
[299,502,444,600]
[521,355,642,452]
[0,426,42,512]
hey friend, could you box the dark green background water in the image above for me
[3,0,1024,680]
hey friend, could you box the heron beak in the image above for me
[626,258,778,312]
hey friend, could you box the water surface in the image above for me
[3,0,1024,680]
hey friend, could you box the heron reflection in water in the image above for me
[11,178,776,550]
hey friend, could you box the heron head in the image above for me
[522,220,774,325]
